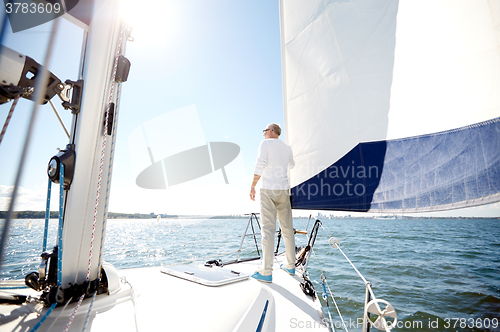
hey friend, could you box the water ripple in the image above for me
[1,218,499,331]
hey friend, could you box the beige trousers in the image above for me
[258,189,295,276]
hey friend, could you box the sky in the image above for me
[0,0,499,218]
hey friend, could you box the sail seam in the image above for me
[384,116,500,143]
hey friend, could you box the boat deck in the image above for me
[0,255,329,331]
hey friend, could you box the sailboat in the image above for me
[1,0,499,331]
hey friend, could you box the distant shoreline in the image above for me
[1,211,498,220]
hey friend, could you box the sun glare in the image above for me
[120,0,178,47]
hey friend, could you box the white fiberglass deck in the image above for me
[0,255,328,331]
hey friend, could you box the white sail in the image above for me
[280,0,500,212]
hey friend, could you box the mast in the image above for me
[60,0,129,288]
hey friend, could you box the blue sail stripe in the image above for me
[291,117,500,212]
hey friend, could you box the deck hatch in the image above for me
[160,264,249,287]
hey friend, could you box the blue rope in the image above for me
[57,163,64,286]
[43,178,52,252]
[322,281,328,303]
[29,302,57,332]
[31,165,65,332]
[82,291,97,332]
[321,273,329,305]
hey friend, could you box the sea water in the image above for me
[1,217,499,331]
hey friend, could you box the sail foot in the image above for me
[291,117,500,212]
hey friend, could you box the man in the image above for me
[249,123,296,282]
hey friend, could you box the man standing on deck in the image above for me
[249,123,296,282]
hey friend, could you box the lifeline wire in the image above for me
[64,23,125,332]
[0,233,254,269]
[320,224,369,286]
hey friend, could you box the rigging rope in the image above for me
[123,278,139,332]
[64,294,84,332]
[45,296,73,332]
[82,291,97,332]
[48,100,70,138]
[42,178,52,252]
[57,164,64,285]
[321,274,349,332]
[63,23,125,332]
[316,221,394,332]
[30,164,66,332]
[320,274,336,332]
[0,96,19,146]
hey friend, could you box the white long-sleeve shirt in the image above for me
[254,138,295,190]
